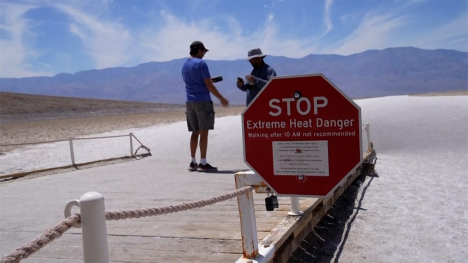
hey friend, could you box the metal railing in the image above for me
[0,133,150,178]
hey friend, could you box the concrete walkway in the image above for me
[0,115,301,262]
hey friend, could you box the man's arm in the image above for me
[204,78,229,107]
[236,78,248,91]
[246,66,277,88]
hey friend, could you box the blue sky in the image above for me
[0,0,467,78]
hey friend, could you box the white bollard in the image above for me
[65,192,109,263]
[364,123,371,152]
[237,190,259,258]
[288,197,303,216]
[129,133,134,157]
[69,137,75,166]
[235,171,276,263]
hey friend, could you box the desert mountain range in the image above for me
[1,47,467,104]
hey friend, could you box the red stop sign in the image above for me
[242,74,362,197]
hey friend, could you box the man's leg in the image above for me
[188,131,200,171]
[199,129,209,159]
[190,131,200,159]
[197,129,217,171]
[186,101,199,166]
[195,101,217,171]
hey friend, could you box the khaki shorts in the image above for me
[186,101,215,131]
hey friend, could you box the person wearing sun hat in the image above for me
[182,41,229,172]
[236,48,277,106]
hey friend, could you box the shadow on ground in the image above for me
[287,170,379,263]
[202,169,250,174]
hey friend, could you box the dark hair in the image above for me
[190,47,202,56]
[189,41,208,56]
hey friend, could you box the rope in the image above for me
[133,146,151,159]
[105,186,252,220]
[132,134,151,158]
[0,214,81,263]
[0,186,253,262]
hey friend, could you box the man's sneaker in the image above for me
[188,162,198,171]
[197,163,218,172]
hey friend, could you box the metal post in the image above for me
[65,192,109,263]
[69,137,75,166]
[129,133,134,157]
[237,189,259,259]
[364,123,371,152]
[235,171,276,262]
[288,197,303,216]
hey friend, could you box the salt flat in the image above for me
[1,95,467,262]
[290,95,468,262]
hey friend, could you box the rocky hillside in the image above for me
[0,92,184,122]
[1,47,467,104]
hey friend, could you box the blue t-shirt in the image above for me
[181,58,212,102]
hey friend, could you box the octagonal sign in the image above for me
[242,74,362,197]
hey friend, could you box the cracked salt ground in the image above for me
[289,95,468,263]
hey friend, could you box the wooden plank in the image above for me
[23,233,244,263]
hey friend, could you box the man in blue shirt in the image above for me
[236,48,277,106]
[182,41,229,172]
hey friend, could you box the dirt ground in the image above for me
[0,91,186,122]
[0,92,245,153]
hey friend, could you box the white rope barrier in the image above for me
[0,186,253,263]
[104,186,253,220]
[0,133,151,176]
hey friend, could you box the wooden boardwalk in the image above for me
[0,152,374,263]
[0,115,375,263]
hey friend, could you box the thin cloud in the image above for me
[268,14,274,23]
[0,3,53,77]
[324,0,334,33]
[138,11,318,62]
[1,1,132,77]
[410,13,468,51]
[55,4,133,69]
[323,11,407,55]
[1,0,466,78]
